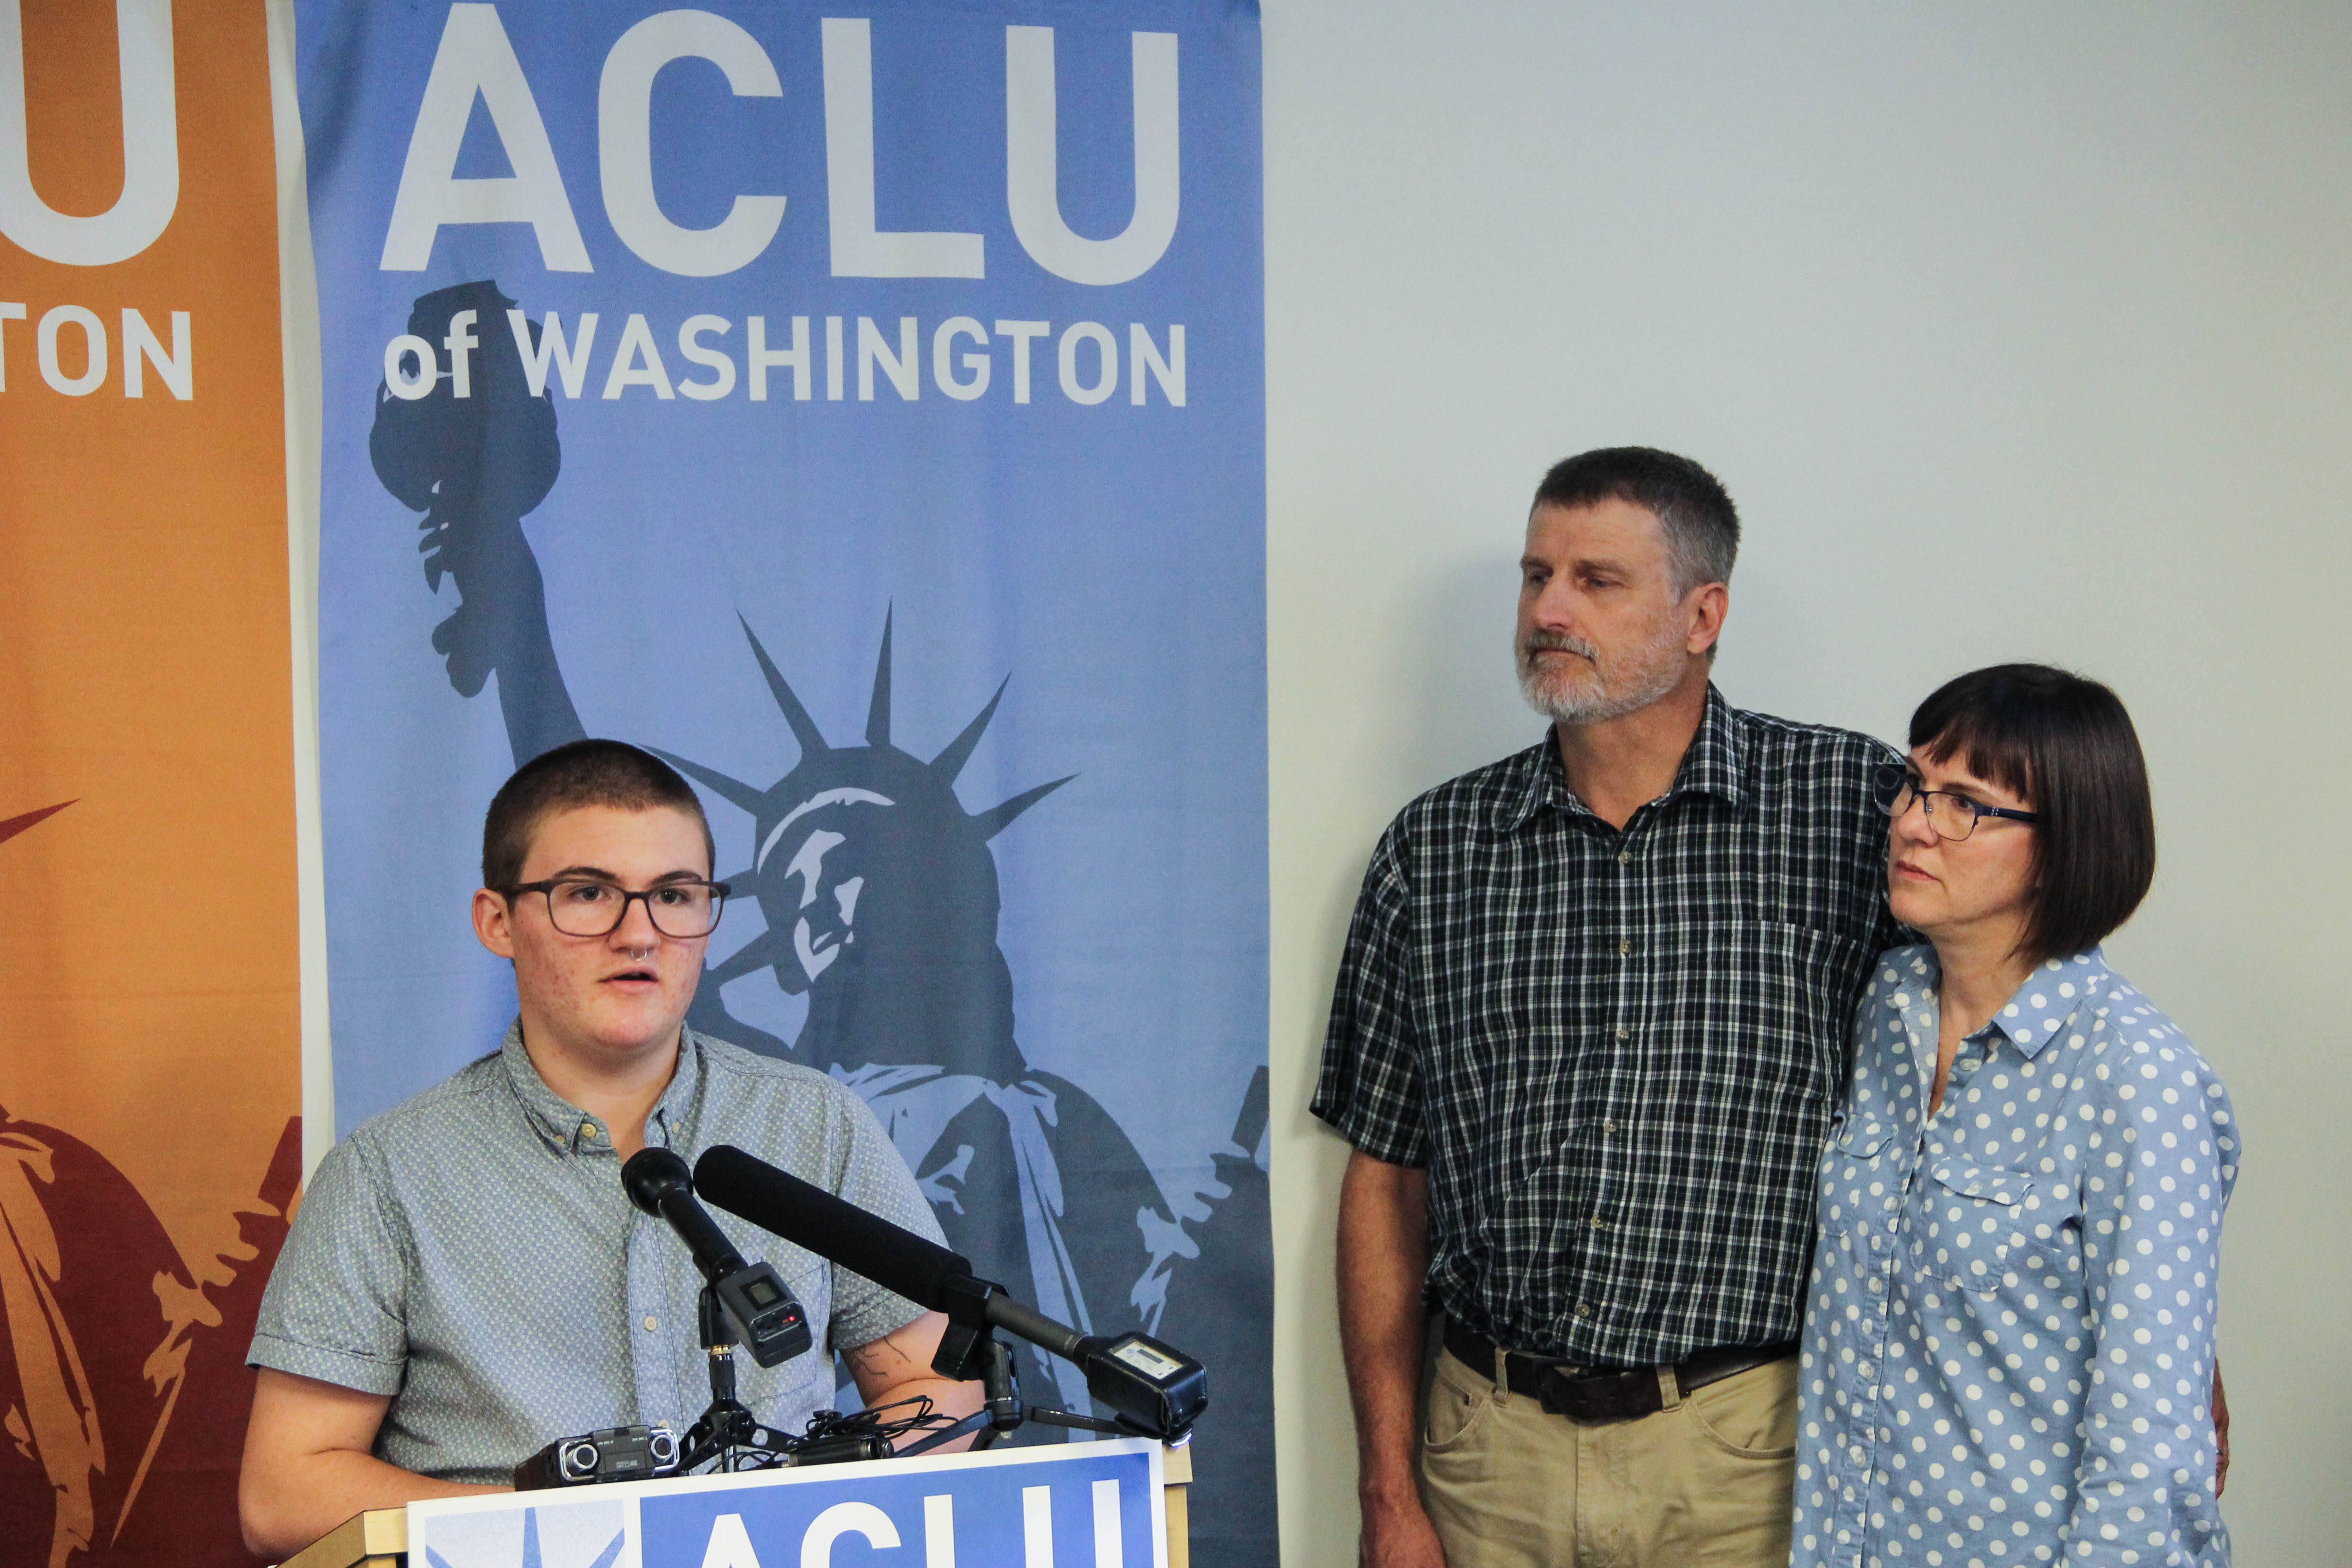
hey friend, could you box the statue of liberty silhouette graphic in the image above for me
[0,801,303,1568]
[646,609,1175,1424]
[368,282,1272,1557]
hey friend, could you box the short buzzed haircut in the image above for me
[482,738,714,892]
[1533,446,1740,596]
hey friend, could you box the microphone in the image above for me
[694,1144,1207,1440]
[693,1144,971,1308]
[623,1147,812,1369]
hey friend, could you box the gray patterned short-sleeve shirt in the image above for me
[248,1022,941,1484]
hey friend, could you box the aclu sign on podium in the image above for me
[410,1439,1167,1568]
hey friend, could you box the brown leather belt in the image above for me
[1442,1318,1797,1424]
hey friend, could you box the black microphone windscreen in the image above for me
[622,1146,693,1217]
[694,1144,972,1310]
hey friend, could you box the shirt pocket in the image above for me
[1708,920,1875,1108]
[1916,1158,2030,1294]
[1820,1116,1890,1204]
[1821,1120,1895,1261]
[1996,1171,2083,1289]
[1831,1118,1890,1160]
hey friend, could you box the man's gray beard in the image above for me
[1517,626,1688,727]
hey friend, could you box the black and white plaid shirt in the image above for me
[1313,687,1903,1367]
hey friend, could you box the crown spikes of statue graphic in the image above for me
[648,610,1071,1082]
[421,1502,623,1568]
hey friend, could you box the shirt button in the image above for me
[1617,850,1631,866]
[1617,939,1632,956]
[581,1122,599,1140]
[1602,1118,1618,1133]
[1575,1303,1594,1318]
[1867,1276,1883,1293]
[1614,1026,1629,1041]
[642,1315,659,1333]
[1588,1216,1606,1230]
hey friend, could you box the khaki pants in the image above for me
[1417,1339,1797,1568]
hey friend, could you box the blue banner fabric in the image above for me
[295,1,1270,1559]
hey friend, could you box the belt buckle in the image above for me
[1531,1360,1590,1418]
[1537,1362,1652,1423]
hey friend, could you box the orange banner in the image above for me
[0,3,299,1565]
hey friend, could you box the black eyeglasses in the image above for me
[505,877,730,938]
[1871,763,2038,843]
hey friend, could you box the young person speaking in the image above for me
[239,740,979,1559]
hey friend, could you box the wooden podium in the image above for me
[280,1441,1193,1568]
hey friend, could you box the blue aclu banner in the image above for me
[410,1439,1164,1568]
[295,0,1269,1558]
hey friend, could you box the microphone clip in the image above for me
[911,1275,1178,1453]
[898,1328,1132,1458]
[676,1283,802,1473]
[929,1273,1009,1383]
[624,1146,812,1370]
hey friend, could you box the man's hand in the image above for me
[1361,1487,1450,1568]
[845,1310,985,1451]
[2212,1361,2230,1497]
[239,1369,503,1559]
[1338,1149,1448,1568]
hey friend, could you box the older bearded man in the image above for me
[1314,447,1905,1568]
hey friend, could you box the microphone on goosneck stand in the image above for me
[622,1147,813,1369]
[692,1144,1208,1442]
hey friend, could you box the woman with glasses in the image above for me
[1789,665,2238,1567]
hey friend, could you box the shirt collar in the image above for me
[499,1020,703,1154]
[1975,948,2110,1059]
[1671,685,1749,811]
[1885,946,2111,1062]
[649,1028,706,1148]
[1501,683,1748,832]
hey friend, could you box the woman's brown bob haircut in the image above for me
[1909,664,2155,967]
[482,738,714,893]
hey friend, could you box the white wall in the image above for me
[1263,5,2352,1565]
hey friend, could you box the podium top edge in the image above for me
[278,1508,408,1568]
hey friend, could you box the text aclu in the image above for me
[698,1480,1130,1568]
[383,8,1179,285]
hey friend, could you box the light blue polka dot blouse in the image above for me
[1792,946,2237,1568]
